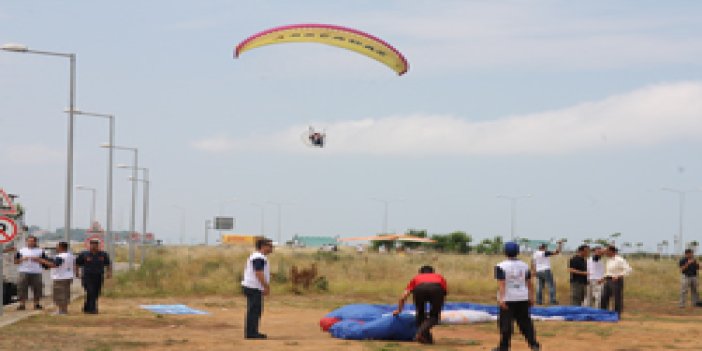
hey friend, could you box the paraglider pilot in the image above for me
[308,127,325,147]
[392,265,448,344]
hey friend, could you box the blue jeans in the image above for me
[536,269,557,304]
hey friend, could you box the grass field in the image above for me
[108,246,685,308]
[1,246,699,351]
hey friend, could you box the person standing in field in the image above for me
[600,245,632,316]
[241,238,273,339]
[584,246,605,307]
[14,235,48,310]
[568,245,589,306]
[493,242,541,351]
[75,239,112,314]
[531,241,562,305]
[392,265,448,344]
[37,241,75,315]
[679,248,699,308]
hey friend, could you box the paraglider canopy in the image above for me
[235,24,409,75]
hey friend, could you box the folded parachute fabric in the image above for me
[322,302,618,341]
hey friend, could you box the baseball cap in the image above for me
[504,242,520,257]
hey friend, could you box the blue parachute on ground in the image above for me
[320,302,618,341]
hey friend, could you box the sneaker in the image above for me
[17,305,26,311]
[34,304,43,310]
[531,345,541,351]
[245,333,267,339]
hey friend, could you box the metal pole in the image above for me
[205,219,210,245]
[141,169,149,264]
[383,201,389,234]
[276,204,282,244]
[90,188,96,224]
[65,54,76,244]
[107,116,114,259]
[510,198,516,241]
[128,149,138,270]
[679,192,685,253]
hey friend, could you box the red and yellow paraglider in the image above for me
[234,23,409,75]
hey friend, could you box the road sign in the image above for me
[84,233,105,250]
[0,216,18,244]
[214,216,235,230]
[0,189,17,216]
[131,232,141,242]
[145,232,155,242]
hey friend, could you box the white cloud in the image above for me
[6,144,63,164]
[191,82,702,156]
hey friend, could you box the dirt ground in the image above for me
[0,295,700,351]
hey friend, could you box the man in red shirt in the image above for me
[393,265,448,344]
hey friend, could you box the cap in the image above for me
[89,238,101,243]
[504,242,520,257]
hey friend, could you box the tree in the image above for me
[430,231,472,254]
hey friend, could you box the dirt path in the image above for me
[0,295,700,350]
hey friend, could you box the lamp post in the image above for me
[251,203,266,236]
[267,201,284,244]
[173,205,186,245]
[497,194,532,241]
[371,198,405,234]
[102,144,138,270]
[75,185,96,226]
[120,165,149,264]
[2,43,76,243]
[69,110,114,257]
[661,188,698,254]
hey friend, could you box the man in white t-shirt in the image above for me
[584,246,605,307]
[494,242,540,351]
[38,241,75,315]
[14,235,48,310]
[241,238,273,339]
[531,241,562,305]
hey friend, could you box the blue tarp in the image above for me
[325,302,618,341]
[140,304,209,315]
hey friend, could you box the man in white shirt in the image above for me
[241,238,273,339]
[531,241,562,305]
[584,246,605,307]
[493,242,540,351]
[14,235,48,310]
[38,241,75,315]
[600,245,632,315]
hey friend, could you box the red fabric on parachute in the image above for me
[319,317,341,331]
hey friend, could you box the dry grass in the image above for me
[106,246,683,309]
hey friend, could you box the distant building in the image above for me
[291,235,338,248]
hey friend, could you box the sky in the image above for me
[1,1,702,251]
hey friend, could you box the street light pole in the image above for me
[497,195,532,241]
[2,43,76,243]
[371,198,391,234]
[70,110,114,258]
[123,166,149,263]
[173,205,186,244]
[267,202,283,244]
[251,203,265,236]
[76,186,96,226]
[661,188,697,254]
[103,144,138,269]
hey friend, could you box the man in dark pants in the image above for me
[393,265,448,344]
[75,239,112,314]
[494,242,540,351]
[568,245,590,305]
[600,245,632,316]
[241,238,273,339]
